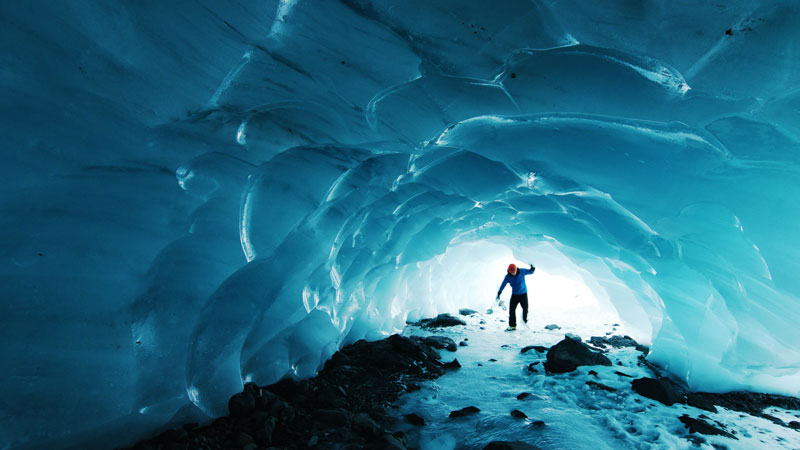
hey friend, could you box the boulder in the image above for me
[382,433,407,450]
[233,431,254,447]
[685,390,800,423]
[418,314,466,328]
[352,413,381,436]
[403,413,425,426]
[544,324,561,330]
[589,335,650,354]
[520,345,548,354]
[510,409,527,419]
[483,442,543,450]
[686,395,717,413]
[459,308,478,316]
[443,358,461,370]
[228,391,256,417]
[316,408,350,427]
[416,335,457,351]
[679,415,737,439]
[631,377,685,406]
[449,406,480,418]
[544,336,612,373]
[565,333,581,341]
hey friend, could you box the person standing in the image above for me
[497,263,535,331]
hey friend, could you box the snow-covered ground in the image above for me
[394,310,800,450]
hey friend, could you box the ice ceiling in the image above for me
[2,0,800,448]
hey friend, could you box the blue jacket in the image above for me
[498,266,535,295]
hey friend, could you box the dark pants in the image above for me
[509,293,528,328]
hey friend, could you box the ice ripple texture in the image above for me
[1,1,799,448]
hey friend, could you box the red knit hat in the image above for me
[507,264,517,275]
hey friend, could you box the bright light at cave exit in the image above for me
[429,240,626,337]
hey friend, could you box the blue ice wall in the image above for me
[1,1,799,448]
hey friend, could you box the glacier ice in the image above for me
[1,0,800,448]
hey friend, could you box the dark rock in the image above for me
[614,371,633,378]
[316,408,350,426]
[181,423,198,431]
[443,358,461,370]
[588,370,598,377]
[415,335,457,352]
[488,358,497,362]
[382,433,407,449]
[565,333,581,341]
[254,416,276,446]
[483,441,543,450]
[687,395,718,413]
[586,381,616,392]
[526,363,538,373]
[404,413,425,426]
[127,334,448,450]
[450,406,480,418]
[520,345,548,354]
[417,313,466,328]
[228,391,256,417]
[459,340,468,347]
[679,415,737,439]
[631,377,685,406]
[233,431,255,447]
[530,420,545,427]
[589,335,648,354]
[789,421,800,429]
[510,409,527,419]
[255,388,279,411]
[760,413,784,426]
[516,392,532,400]
[685,391,800,426]
[459,308,478,316]
[544,324,561,330]
[544,337,612,373]
[352,412,381,436]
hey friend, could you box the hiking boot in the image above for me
[505,326,516,331]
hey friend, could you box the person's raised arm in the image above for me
[525,264,535,275]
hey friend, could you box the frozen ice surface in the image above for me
[1,0,800,448]
[396,316,800,450]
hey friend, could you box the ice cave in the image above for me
[1,1,800,449]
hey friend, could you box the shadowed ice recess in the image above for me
[1,0,799,448]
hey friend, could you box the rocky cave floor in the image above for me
[123,311,800,450]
